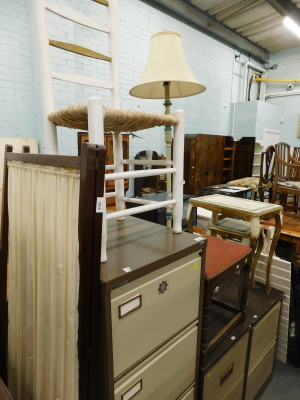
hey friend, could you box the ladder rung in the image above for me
[92,0,109,6]
[52,72,113,89]
[49,40,112,61]
[46,2,110,33]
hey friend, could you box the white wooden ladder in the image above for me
[32,0,121,154]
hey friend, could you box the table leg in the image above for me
[187,204,195,233]
[265,213,282,293]
[212,211,218,224]
[250,232,264,288]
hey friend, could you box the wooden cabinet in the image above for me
[99,217,205,399]
[78,132,129,205]
[184,134,231,196]
[184,134,256,197]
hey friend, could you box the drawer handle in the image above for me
[118,295,142,319]
[122,380,142,400]
[220,363,233,386]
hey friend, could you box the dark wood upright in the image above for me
[233,137,255,179]
[184,134,226,196]
[78,132,129,205]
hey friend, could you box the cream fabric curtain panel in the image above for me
[7,161,80,400]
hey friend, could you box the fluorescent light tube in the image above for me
[283,16,300,38]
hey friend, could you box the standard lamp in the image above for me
[130,30,206,227]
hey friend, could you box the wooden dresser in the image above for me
[184,134,235,196]
[78,132,129,205]
[184,134,256,197]
[98,217,206,399]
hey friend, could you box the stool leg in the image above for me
[240,263,250,316]
[200,281,212,367]
[251,232,264,288]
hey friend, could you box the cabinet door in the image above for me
[184,134,225,196]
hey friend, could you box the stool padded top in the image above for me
[201,234,252,280]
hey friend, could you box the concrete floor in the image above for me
[260,359,300,399]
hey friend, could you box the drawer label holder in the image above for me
[220,363,234,386]
[122,380,142,400]
[118,295,142,319]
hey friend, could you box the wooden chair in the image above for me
[227,145,275,202]
[199,234,252,367]
[270,144,300,212]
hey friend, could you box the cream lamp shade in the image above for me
[129,31,206,99]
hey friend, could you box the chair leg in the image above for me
[268,188,273,203]
[258,186,264,202]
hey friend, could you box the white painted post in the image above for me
[172,110,185,233]
[108,0,125,217]
[87,97,107,262]
[32,0,58,154]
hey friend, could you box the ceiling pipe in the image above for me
[147,0,270,61]
[265,91,300,98]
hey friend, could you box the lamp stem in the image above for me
[164,81,173,228]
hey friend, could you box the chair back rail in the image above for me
[271,143,300,211]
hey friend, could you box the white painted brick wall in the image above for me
[1,0,268,156]
[0,0,37,142]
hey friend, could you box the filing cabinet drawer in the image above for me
[245,340,276,400]
[114,323,198,400]
[248,301,281,369]
[179,386,194,400]
[202,331,249,400]
[223,374,244,400]
[111,253,201,376]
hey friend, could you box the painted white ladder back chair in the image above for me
[48,99,186,262]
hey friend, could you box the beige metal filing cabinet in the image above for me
[244,288,283,400]
[198,306,250,400]
[211,274,284,400]
[99,217,206,399]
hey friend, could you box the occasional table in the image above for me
[187,194,283,293]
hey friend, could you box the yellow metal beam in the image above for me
[255,78,300,82]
